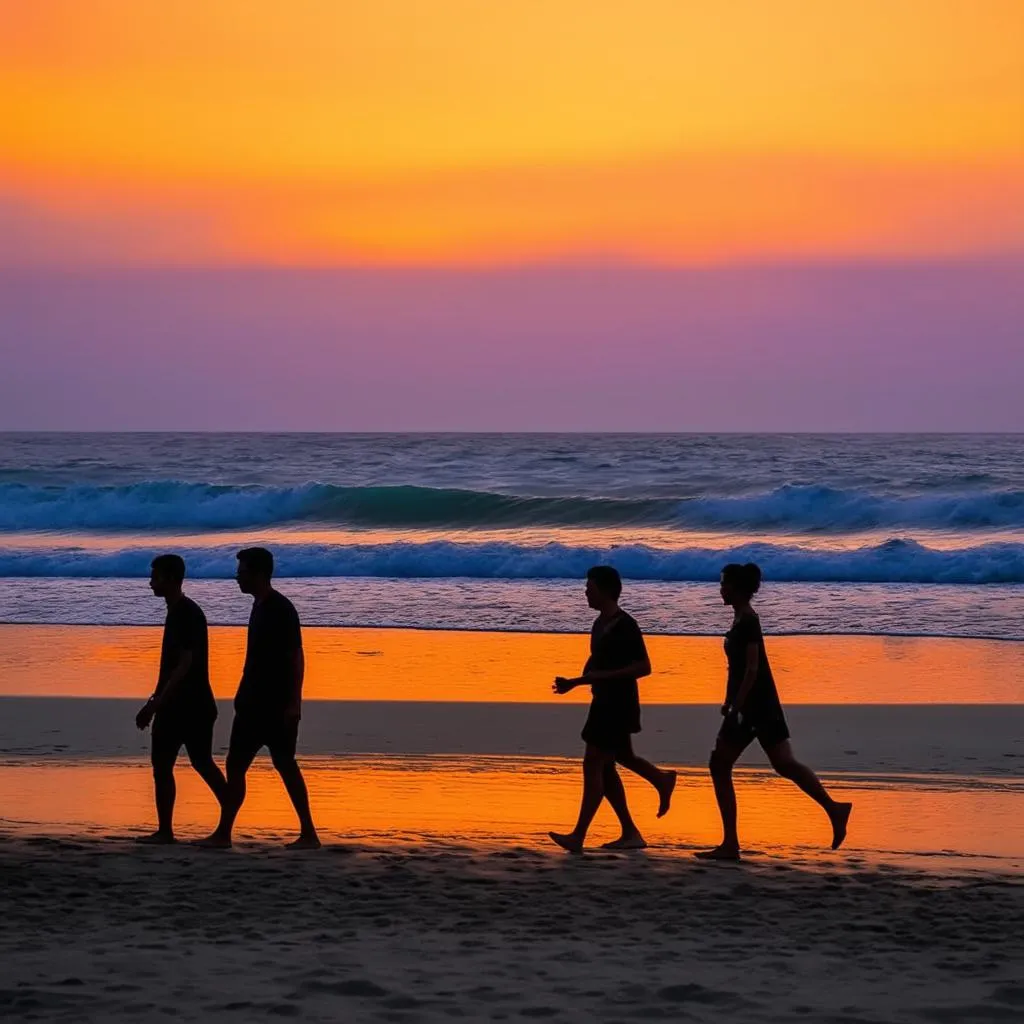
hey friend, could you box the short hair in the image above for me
[237,547,274,578]
[721,562,762,599]
[151,553,186,585]
[586,564,622,601]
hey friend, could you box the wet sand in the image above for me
[1,758,1021,873]
[2,623,1023,703]
[2,623,1023,1021]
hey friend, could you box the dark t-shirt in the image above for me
[234,590,303,717]
[724,612,782,714]
[584,610,647,732]
[156,595,216,720]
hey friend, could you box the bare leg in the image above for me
[140,724,180,843]
[600,763,646,849]
[185,730,228,808]
[767,741,853,850]
[274,757,320,848]
[695,738,746,860]
[616,746,677,818]
[140,766,178,843]
[189,753,228,806]
[140,732,179,843]
[199,749,254,848]
[550,746,609,853]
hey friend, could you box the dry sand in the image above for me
[2,834,1022,1024]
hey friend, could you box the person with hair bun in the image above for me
[696,562,852,861]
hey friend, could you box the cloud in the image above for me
[2,151,1023,267]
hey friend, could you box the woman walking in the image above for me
[697,562,852,861]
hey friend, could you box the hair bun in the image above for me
[743,562,762,594]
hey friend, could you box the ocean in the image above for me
[1,431,1023,870]
[1,432,1022,638]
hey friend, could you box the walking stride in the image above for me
[549,566,676,853]
[697,562,852,861]
[201,547,320,849]
[136,554,226,843]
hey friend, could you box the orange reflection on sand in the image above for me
[0,624,1021,704]
[0,758,1020,870]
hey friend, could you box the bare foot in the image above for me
[657,770,677,819]
[601,834,648,850]
[548,831,584,854]
[135,831,175,845]
[830,802,853,850]
[286,834,322,850]
[694,845,741,862]
[195,833,232,849]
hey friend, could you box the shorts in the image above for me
[151,712,216,769]
[581,702,640,757]
[718,707,791,751]
[227,713,300,770]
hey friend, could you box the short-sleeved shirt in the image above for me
[724,612,782,715]
[584,610,648,733]
[156,595,217,720]
[234,590,303,717]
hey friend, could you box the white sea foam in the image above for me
[0,536,1022,584]
[1,481,1023,532]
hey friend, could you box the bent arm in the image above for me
[583,657,651,683]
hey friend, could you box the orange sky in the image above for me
[3,0,1023,265]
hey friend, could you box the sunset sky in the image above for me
[1,0,1022,428]
[4,0,1024,265]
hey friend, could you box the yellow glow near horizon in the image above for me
[3,0,1023,264]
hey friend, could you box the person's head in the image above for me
[236,547,274,595]
[585,565,622,610]
[150,553,186,598]
[720,562,762,606]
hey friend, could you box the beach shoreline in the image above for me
[3,756,1021,877]
[2,618,1022,1021]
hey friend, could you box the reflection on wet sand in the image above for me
[1,757,1020,873]
[1,623,1022,703]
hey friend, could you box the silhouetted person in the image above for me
[135,554,226,843]
[200,547,320,849]
[549,566,676,853]
[696,562,852,861]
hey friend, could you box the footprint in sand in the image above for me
[992,984,1024,1006]
[657,983,742,1006]
[297,978,390,999]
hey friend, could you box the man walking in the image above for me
[201,547,320,849]
[136,554,226,843]
[549,565,676,853]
